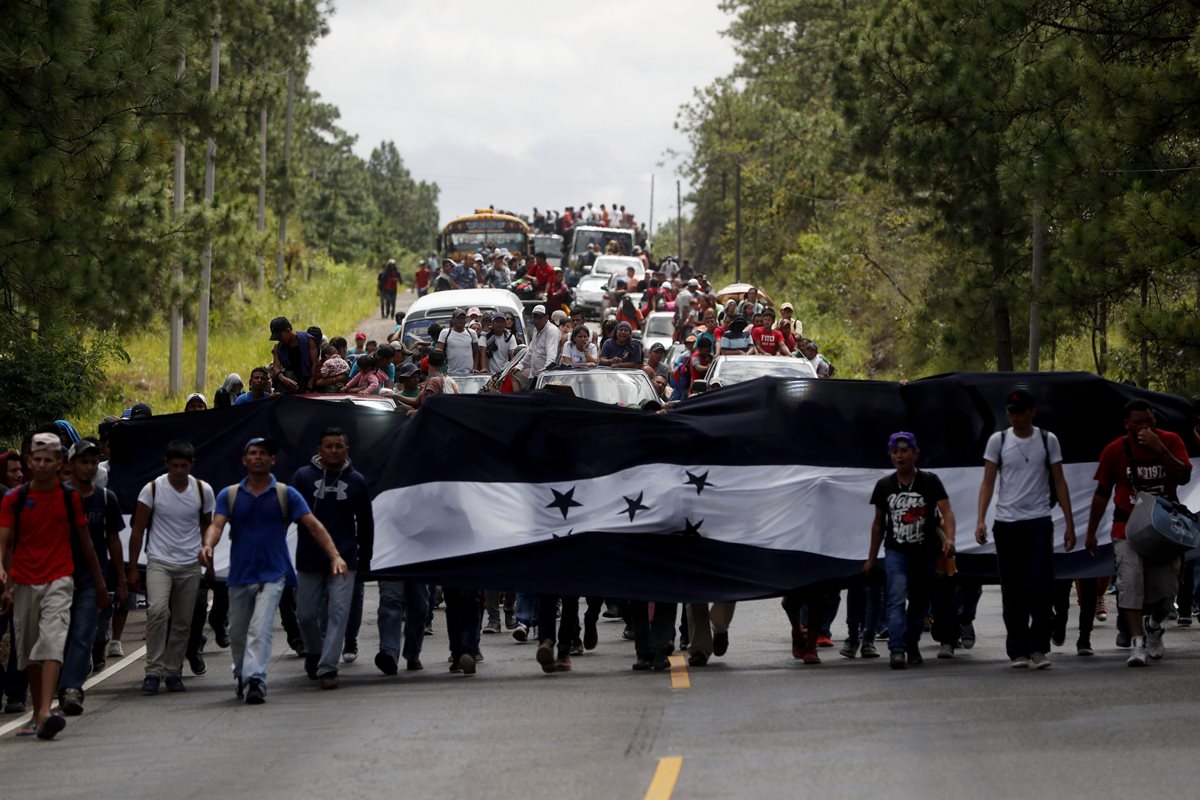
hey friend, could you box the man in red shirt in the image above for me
[1086,399,1192,666]
[0,433,108,739]
[751,308,792,356]
[527,252,555,295]
[415,260,431,298]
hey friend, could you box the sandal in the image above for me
[15,721,38,737]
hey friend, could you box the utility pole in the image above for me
[735,162,742,283]
[195,20,219,392]
[675,179,682,260]
[257,105,267,290]
[276,68,296,282]
[1029,196,1043,371]
[168,50,186,397]
[648,174,654,246]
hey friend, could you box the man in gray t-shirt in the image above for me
[437,309,482,376]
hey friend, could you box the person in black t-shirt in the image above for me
[866,432,956,670]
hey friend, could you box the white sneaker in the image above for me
[1144,617,1165,660]
[1127,636,1149,667]
[1031,651,1051,670]
[1011,657,1030,669]
[106,640,124,658]
[937,643,955,659]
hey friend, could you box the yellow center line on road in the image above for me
[644,756,684,800]
[668,653,690,689]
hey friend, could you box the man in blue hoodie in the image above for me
[291,428,374,690]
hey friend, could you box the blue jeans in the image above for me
[884,548,934,654]
[296,571,356,677]
[58,579,99,692]
[343,581,365,648]
[845,568,884,643]
[377,579,428,662]
[514,592,537,627]
[228,578,286,692]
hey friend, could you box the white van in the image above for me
[399,288,528,347]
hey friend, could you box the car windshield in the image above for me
[454,375,490,395]
[404,310,524,344]
[645,316,674,337]
[538,371,657,406]
[532,235,562,253]
[713,358,817,384]
[578,275,609,292]
[595,257,641,276]
[449,231,527,253]
[573,230,634,257]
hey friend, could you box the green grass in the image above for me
[70,259,376,431]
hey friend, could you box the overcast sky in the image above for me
[308,0,738,230]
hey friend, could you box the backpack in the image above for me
[9,481,89,554]
[223,482,290,541]
[996,428,1058,508]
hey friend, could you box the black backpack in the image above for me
[996,428,1058,508]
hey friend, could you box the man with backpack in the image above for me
[0,432,109,740]
[127,440,214,695]
[199,437,346,705]
[59,440,126,716]
[975,386,1076,669]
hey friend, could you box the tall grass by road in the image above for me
[70,261,378,431]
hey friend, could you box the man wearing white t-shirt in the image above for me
[127,440,214,694]
[975,386,1076,670]
[437,308,482,376]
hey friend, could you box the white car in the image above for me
[697,355,818,391]
[573,273,611,319]
[591,255,644,280]
[642,311,675,352]
[401,288,527,346]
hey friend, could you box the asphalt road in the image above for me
[5,585,1200,799]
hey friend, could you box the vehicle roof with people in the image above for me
[401,288,527,345]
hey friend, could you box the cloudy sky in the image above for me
[308,0,738,228]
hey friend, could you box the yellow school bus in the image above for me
[438,210,530,264]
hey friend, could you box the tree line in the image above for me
[0,0,438,435]
[679,0,1200,394]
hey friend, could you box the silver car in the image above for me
[573,273,610,319]
[699,355,818,390]
[536,367,659,407]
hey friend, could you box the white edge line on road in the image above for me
[0,645,147,737]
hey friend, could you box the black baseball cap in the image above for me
[269,317,292,341]
[1005,385,1035,411]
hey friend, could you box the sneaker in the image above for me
[632,659,652,671]
[554,652,572,672]
[860,640,880,659]
[651,655,671,671]
[165,675,186,692]
[536,639,556,674]
[35,713,66,741]
[92,659,106,674]
[305,654,320,680]
[1177,615,1192,627]
[423,625,433,636]
[4,699,26,714]
[602,605,622,619]
[907,647,923,666]
[569,639,584,657]
[1116,630,1131,649]
[1096,598,1109,622]
[1031,652,1051,670]
[816,635,834,648]
[839,638,859,659]
[1077,638,1094,657]
[889,651,906,670]
[187,651,206,676]
[688,652,709,667]
[141,676,161,695]
[458,653,476,675]
[374,651,398,676]
[1051,619,1067,648]
[245,678,266,704]
[60,688,84,716]
[320,672,339,690]
[504,609,516,630]
[406,658,423,671]
[1145,617,1165,660]
[937,643,955,659]
[342,646,358,664]
[959,623,975,650]
[107,640,125,658]
[482,618,501,635]
[473,650,484,663]
[583,617,599,651]
[1167,605,1179,621]
[713,631,729,657]
[512,623,529,643]
[1127,637,1149,667]
[801,646,821,665]
[621,625,635,641]
[214,628,230,648]
[1011,657,1030,669]
[449,661,463,674]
